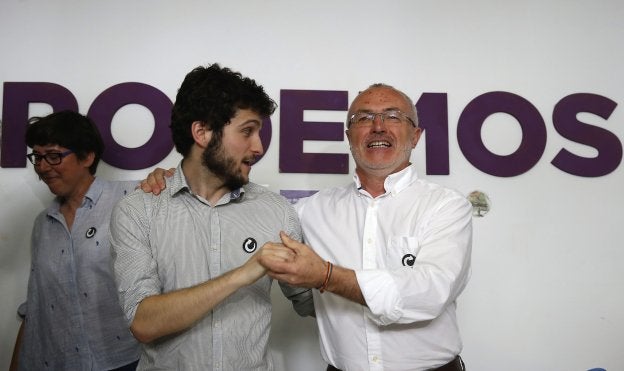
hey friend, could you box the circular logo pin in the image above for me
[242,237,257,253]
[85,227,97,239]
[401,254,416,267]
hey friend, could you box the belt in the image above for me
[434,355,465,371]
[326,355,465,371]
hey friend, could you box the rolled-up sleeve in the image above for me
[356,194,473,326]
[109,192,162,324]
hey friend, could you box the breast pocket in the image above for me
[385,236,421,269]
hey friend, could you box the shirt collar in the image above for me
[169,162,245,204]
[353,163,419,197]
[169,162,190,196]
[83,177,104,205]
[48,176,102,214]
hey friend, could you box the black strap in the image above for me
[326,355,465,371]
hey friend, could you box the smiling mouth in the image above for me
[367,140,391,148]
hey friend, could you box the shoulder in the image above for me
[298,183,351,206]
[32,208,50,227]
[244,182,293,208]
[411,178,472,214]
[112,185,166,222]
[107,179,140,191]
[33,197,61,226]
[415,178,467,200]
[96,178,140,200]
[104,180,139,194]
[294,183,353,217]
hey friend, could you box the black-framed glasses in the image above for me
[348,109,417,128]
[26,150,74,166]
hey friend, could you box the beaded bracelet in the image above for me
[318,261,333,293]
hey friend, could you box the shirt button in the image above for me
[372,356,379,362]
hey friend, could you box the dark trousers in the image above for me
[327,355,465,371]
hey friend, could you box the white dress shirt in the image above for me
[296,164,472,371]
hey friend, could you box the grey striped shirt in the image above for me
[110,163,313,371]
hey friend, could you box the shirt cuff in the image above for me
[356,269,403,325]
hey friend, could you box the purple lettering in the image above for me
[551,93,621,177]
[279,90,349,173]
[1,82,78,167]
[457,91,547,177]
[417,93,450,175]
[2,83,620,178]
[258,117,273,162]
[88,82,174,170]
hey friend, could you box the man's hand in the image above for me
[258,231,326,288]
[140,167,175,195]
[261,232,366,304]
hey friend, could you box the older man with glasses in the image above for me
[260,83,472,371]
[10,110,140,371]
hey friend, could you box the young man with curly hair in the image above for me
[110,64,313,370]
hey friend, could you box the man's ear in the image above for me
[191,121,212,148]
[81,152,95,169]
[411,127,422,148]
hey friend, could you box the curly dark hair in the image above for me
[25,110,104,175]
[170,63,277,157]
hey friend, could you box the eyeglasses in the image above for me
[348,109,417,128]
[26,150,74,166]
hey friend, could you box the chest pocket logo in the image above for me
[85,227,97,239]
[387,236,420,268]
[402,253,416,267]
[242,237,257,253]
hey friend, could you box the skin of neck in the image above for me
[355,161,410,198]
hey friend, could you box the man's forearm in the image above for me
[131,265,254,343]
[324,265,367,306]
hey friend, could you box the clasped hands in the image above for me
[256,231,327,289]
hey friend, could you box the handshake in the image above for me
[246,231,329,291]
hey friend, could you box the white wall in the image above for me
[1,1,623,370]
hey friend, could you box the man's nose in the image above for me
[372,114,386,131]
[251,134,264,156]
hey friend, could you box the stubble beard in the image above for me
[201,133,247,190]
